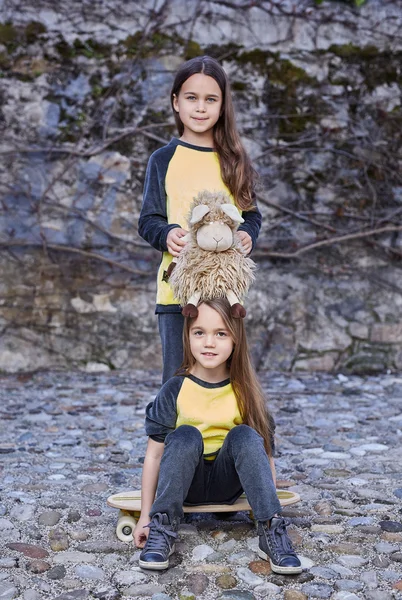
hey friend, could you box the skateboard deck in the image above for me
[107,489,301,542]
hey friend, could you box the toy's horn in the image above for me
[221,204,244,223]
[190,204,210,224]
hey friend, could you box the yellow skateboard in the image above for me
[107,489,301,542]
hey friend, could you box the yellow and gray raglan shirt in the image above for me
[138,138,262,314]
[145,374,275,459]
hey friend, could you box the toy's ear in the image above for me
[190,204,210,224]
[221,204,244,223]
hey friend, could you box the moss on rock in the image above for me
[329,44,401,89]
[0,22,18,49]
[25,21,47,43]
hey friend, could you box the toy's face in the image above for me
[196,221,233,252]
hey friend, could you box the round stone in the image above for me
[299,555,315,569]
[360,571,378,589]
[375,542,399,554]
[254,582,281,595]
[0,584,18,600]
[0,519,15,532]
[38,511,62,526]
[27,559,51,573]
[52,590,89,599]
[186,573,209,595]
[228,551,255,565]
[191,544,215,561]
[67,511,81,523]
[0,558,17,568]
[379,521,402,533]
[236,567,264,587]
[23,591,40,600]
[373,556,391,568]
[301,583,333,599]
[337,555,368,568]
[364,592,394,600]
[69,531,89,542]
[219,591,256,600]
[47,565,67,580]
[49,528,69,552]
[310,566,339,579]
[6,543,48,559]
[335,580,363,592]
[216,574,237,590]
[248,560,271,575]
[205,551,225,563]
[92,587,121,600]
[112,570,147,586]
[10,505,35,522]
[284,591,308,600]
[74,565,106,580]
[348,517,374,526]
[178,592,195,600]
[314,501,332,516]
[390,552,402,563]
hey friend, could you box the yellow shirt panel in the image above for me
[157,145,235,305]
[165,145,232,226]
[176,377,242,457]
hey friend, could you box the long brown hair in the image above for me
[170,56,257,211]
[180,298,274,456]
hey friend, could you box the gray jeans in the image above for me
[158,313,184,384]
[150,424,282,524]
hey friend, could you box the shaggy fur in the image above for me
[188,190,237,235]
[170,191,256,305]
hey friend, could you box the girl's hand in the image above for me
[167,227,188,257]
[237,231,252,255]
[133,515,151,548]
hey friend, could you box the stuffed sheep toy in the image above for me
[167,190,256,318]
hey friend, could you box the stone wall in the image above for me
[0,0,401,373]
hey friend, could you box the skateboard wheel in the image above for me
[116,514,137,543]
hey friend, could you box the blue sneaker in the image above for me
[258,516,302,574]
[139,513,177,570]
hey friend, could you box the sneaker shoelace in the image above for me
[271,518,298,557]
[144,514,177,554]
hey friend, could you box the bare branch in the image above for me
[0,242,151,276]
[254,225,402,259]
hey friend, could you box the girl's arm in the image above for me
[269,455,277,488]
[133,438,165,548]
[238,198,262,253]
[138,153,181,252]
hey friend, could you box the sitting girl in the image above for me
[133,298,302,574]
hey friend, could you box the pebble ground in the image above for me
[0,369,402,600]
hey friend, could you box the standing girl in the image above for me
[133,298,302,575]
[138,56,262,383]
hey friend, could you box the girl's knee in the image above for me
[166,425,203,451]
[227,424,262,448]
[229,424,259,440]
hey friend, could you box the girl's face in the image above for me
[189,303,234,382]
[173,73,222,145]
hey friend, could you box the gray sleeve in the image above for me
[145,376,184,442]
[138,146,181,252]
[238,193,262,252]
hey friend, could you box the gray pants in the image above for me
[158,313,185,384]
[150,424,282,524]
